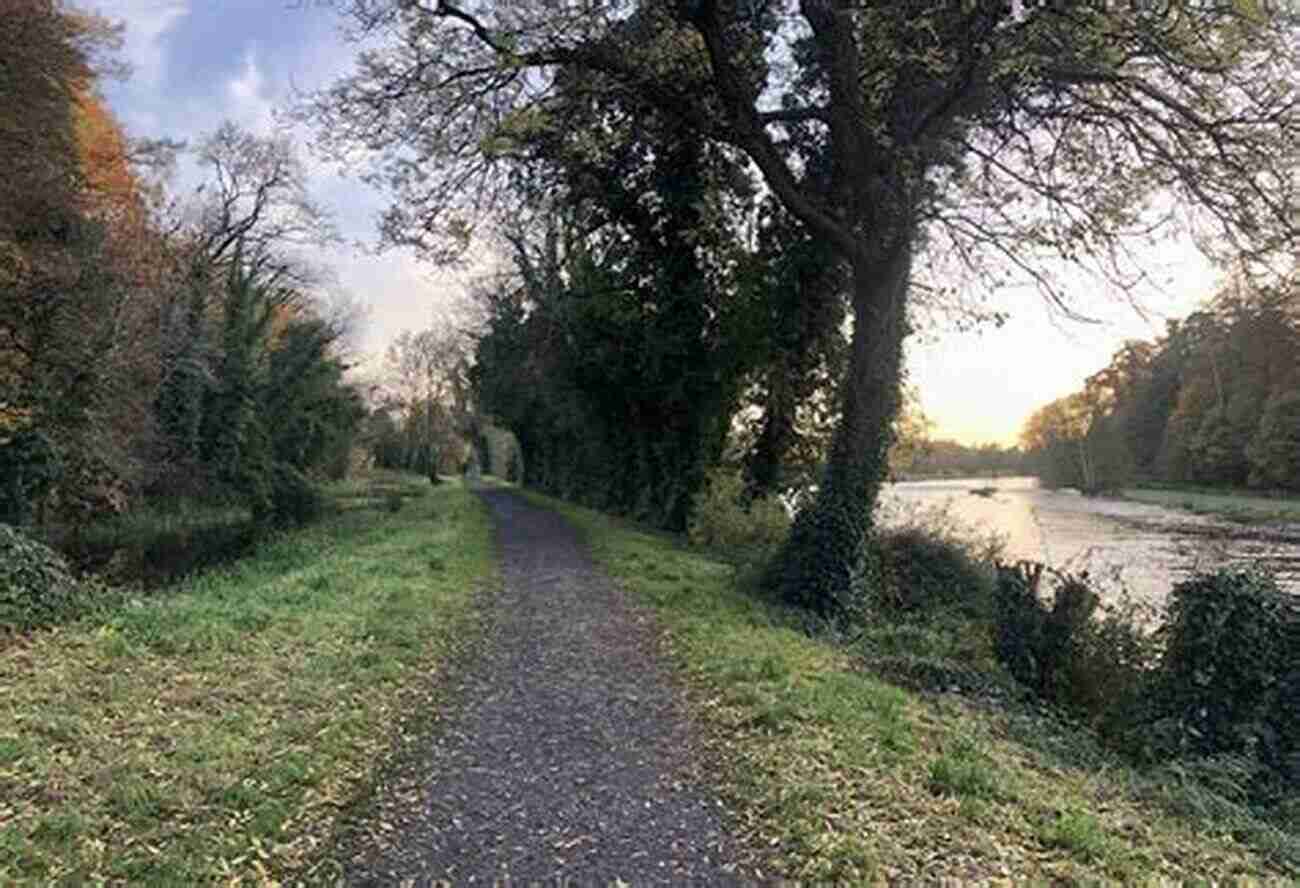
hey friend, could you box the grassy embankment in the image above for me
[0,473,494,885]
[1123,483,1300,526]
[525,488,1299,884]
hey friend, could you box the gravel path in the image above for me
[340,488,763,885]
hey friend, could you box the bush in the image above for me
[866,526,995,619]
[994,562,1089,697]
[992,562,1157,725]
[1153,569,1300,780]
[259,463,325,528]
[687,468,790,564]
[0,523,110,632]
[992,562,1300,802]
[0,428,61,526]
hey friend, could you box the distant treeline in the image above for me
[890,439,1030,481]
[1021,274,1299,494]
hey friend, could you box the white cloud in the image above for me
[226,45,276,132]
[92,0,189,90]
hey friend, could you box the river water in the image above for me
[879,476,1300,606]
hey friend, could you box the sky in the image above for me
[88,0,1225,446]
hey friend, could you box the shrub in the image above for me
[0,523,109,632]
[1153,569,1300,779]
[992,562,1157,724]
[994,562,1085,698]
[686,468,790,564]
[257,463,324,528]
[866,526,995,619]
[0,428,61,526]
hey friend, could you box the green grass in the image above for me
[1123,484,1300,525]
[0,474,494,885]
[527,489,1299,884]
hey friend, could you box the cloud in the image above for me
[95,0,190,91]
[87,1,503,383]
[226,45,275,131]
[331,249,477,360]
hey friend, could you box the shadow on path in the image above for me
[342,488,760,885]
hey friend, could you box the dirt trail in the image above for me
[340,488,762,885]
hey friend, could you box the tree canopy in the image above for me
[1,1,367,529]
[1024,269,1300,493]
[310,0,1300,620]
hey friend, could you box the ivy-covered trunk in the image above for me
[768,236,913,621]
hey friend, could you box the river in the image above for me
[880,476,1300,605]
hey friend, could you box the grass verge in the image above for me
[0,474,494,885]
[1123,485,1300,525]
[527,490,1298,884]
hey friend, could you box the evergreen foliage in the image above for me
[867,527,994,619]
[0,429,61,526]
[992,562,1300,802]
[1156,570,1300,780]
[0,523,111,632]
[257,462,326,528]
[471,103,763,528]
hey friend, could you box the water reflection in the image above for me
[880,476,1300,605]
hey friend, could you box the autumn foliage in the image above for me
[0,0,363,533]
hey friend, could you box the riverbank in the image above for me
[528,488,1299,883]
[0,475,495,884]
[1122,484,1300,526]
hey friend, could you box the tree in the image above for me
[311,1,1300,619]
[468,78,766,526]
[264,318,365,480]
[0,0,123,242]
[201,243,280,496]
[154,122,337,472]
[383,324,474,479]
[1021,386,1134,494]
[739,195,850,499]
[1247,388,1300,490]
[185,122,336,285]
[1027,266,1299,491]
[0,2,164,522]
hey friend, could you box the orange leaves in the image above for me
[73,92,139,221]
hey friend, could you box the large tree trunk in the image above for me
[767,236,913,621]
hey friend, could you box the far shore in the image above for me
[1119,485,1300,527]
